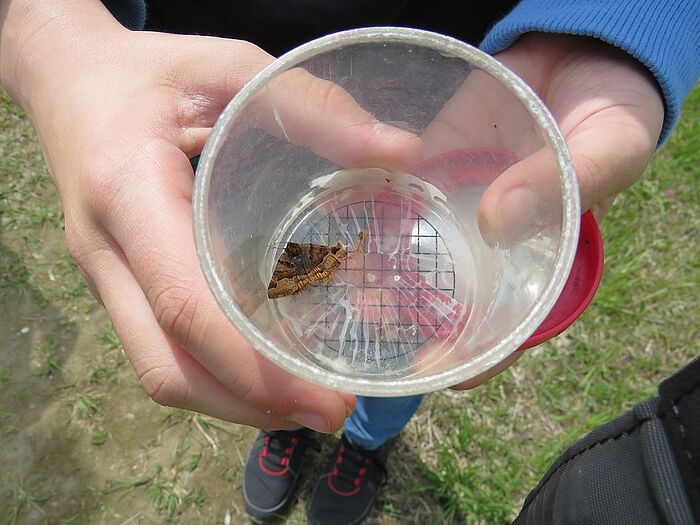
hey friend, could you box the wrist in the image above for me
[0,0,127,116]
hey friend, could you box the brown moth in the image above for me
[267,231,365,299]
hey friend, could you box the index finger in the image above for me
[169,37,422,169]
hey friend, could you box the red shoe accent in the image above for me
[258,439,297,476]
[327,475,361,497]
[326,444,370,497]
[258,453,289,476]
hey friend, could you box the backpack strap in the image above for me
[659,356,700,522]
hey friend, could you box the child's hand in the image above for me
[442,34,664,389]
[3,1,420,430]
[423,33,664,246]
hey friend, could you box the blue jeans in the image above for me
[343,395,424,451]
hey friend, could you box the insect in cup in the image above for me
[193,28,586,396]
[267,232,366,299]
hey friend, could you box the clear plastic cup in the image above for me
[193,27,580,396]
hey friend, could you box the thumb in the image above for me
[477,122,655,245]
[476,147,568,246]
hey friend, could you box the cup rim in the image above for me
[193,26,580,396]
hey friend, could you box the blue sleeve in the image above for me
[480,0,700,144]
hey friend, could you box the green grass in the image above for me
[3,483,49,525]
[1,84,698,524]
[98,418,211,521]
[99,327,122,350]
[144,464,183,521]
[72,394,100,419]
[32,337,62,377]
[90,430,109,446]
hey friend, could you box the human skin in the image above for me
[0,1,663,423]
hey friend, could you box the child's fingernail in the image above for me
[372,121,417,142]
[290,412,331,433]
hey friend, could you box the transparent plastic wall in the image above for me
[194,28,579,396]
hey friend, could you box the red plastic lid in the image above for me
[520,209,603,349]
[413,149,604,350]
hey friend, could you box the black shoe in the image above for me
[307,434,391,525]
[243,428,312,521]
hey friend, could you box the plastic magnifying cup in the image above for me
[193,27,584,396]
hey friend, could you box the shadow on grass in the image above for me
[0,237,92,523]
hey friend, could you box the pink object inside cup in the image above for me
[413,149,604,350]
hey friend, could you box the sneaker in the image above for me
[307,434,391,525]
[243,428,312,521]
